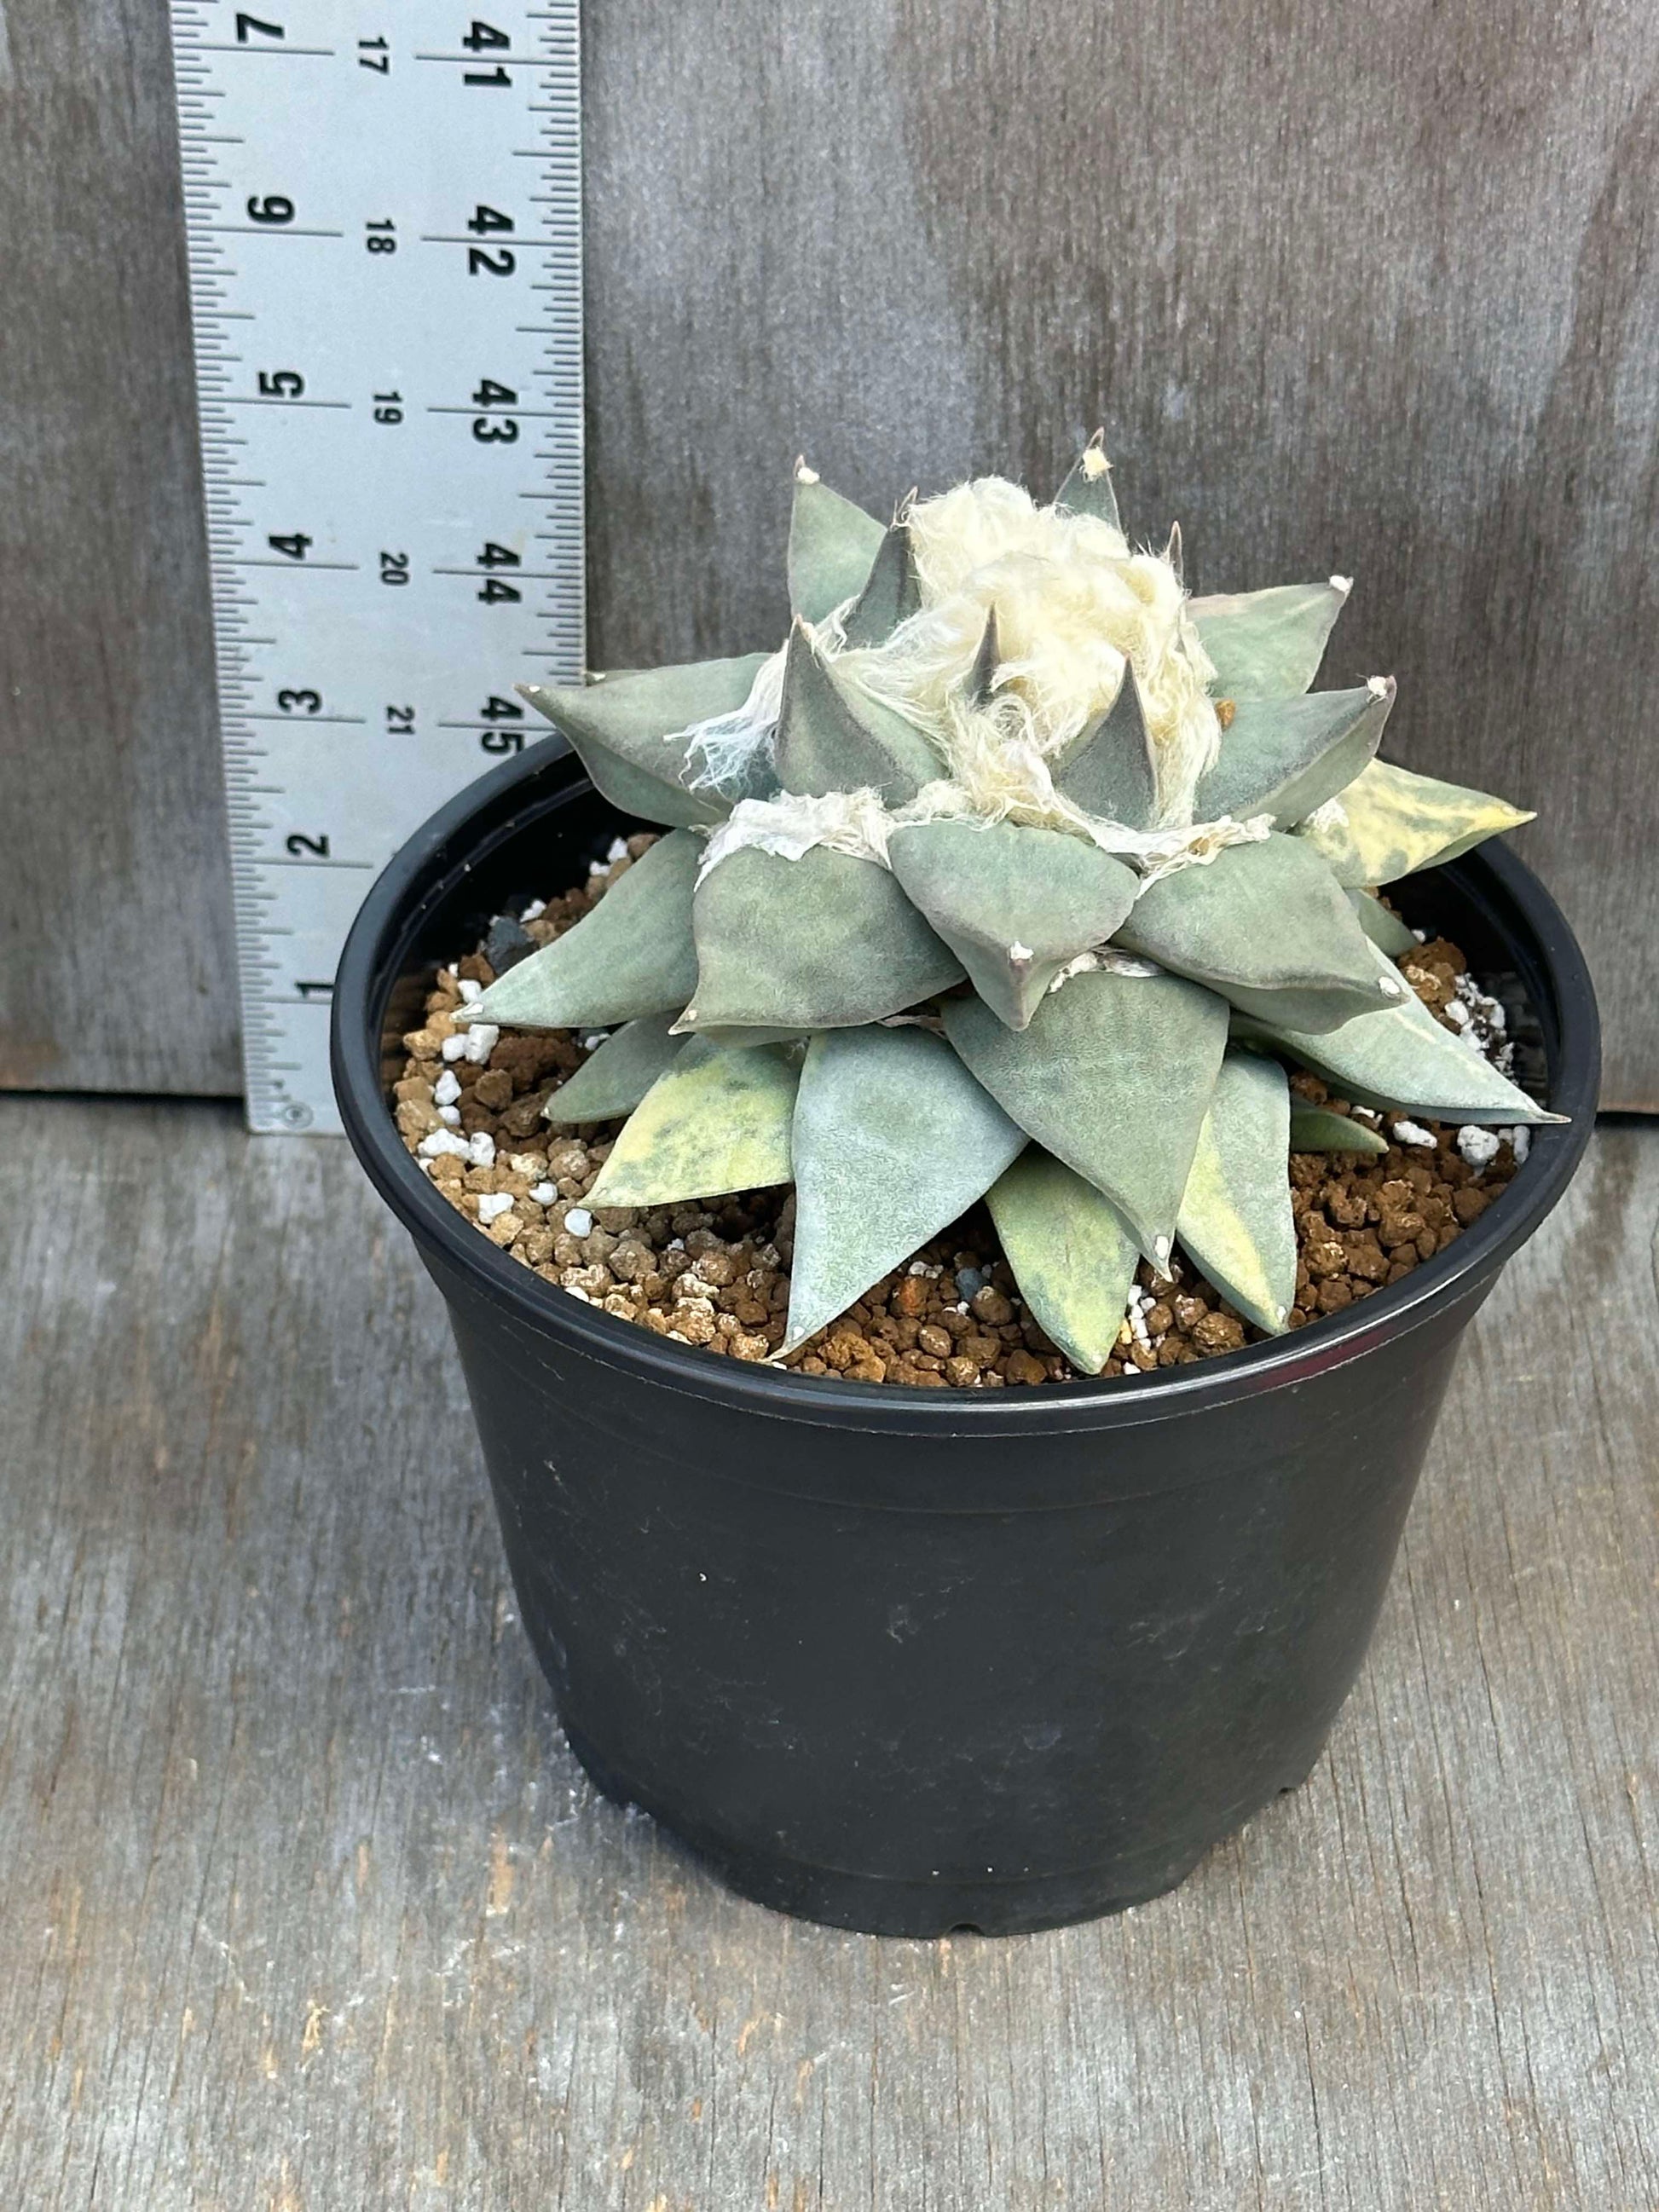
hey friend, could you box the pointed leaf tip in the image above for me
[783,1026,1025,1351]
[986,1149,1138,1374]
[1294,757,1534,887]
[1175,1051,1297,1334]
[1188,580,1352,701]
[788,470,884,622]
[691,843,964,1031]
[944,967,1228,1265]
[470,829,700,1031]
[587,1039,799,1208]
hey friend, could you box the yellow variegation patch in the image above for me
[985,1149,1139,1373]
[587,1040,798,1206]
[1296,758,1533,887]
[1175,1053,1297,1334]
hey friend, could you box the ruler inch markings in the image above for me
[171,1,585,1135]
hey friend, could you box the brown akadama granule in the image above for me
[393,837,1525,1388]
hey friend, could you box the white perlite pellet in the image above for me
[564,1206,593,1237]
[433,1068,460,1106]
[1392,1119,1436,1149]
[417,1129,471,1160]
[1509,1126,1531,1163]
[477,1193,514,1224]
[463,1022,499,1066]
[440,1033,468,1063]
[519,897,546,921]
[458,978,483,1003]
[529,1181,558,1206]
[467,1130,496,1168]
[438,1106,461,1127]
[607,835,629,862]
[1457,1126,1501,1170]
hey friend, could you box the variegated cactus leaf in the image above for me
[542,1013,685,1125]
[1188,579,1351,700]
[984,1147,1139,1374]
[587,1039,799,1208]
[1347,888,1418,956]
[1054,431,1123,534]
[1054,667,1159,829]
[1115,832,1406,1032]
[1233,945,1566,1123]
[1194,679,1395,827]
[784,1025,1026,1350]
[1175,1049,1296,1334]
[887,818,1138,1031]
[942,969,1228,1268]
[839,514,922,647]
[787,466,886,623]
[465,830,700,1030]
[683,844,965,1032]
[772,621,941,802]
[1287,1104,1390,1155]
[521,655,772,828]
[1294,757,1535,887]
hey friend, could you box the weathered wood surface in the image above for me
[0,0,239,1095]
[5,0,1656,1105]
[1,1097,1654,2209]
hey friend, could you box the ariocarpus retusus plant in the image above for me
[458,442,1559,1371]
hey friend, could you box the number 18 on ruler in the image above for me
[171,1,584,1132]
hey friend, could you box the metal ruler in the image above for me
[170,0,584,1132]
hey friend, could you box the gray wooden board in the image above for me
[0,0,239,1096]
[5,0,1659,1104]
[0,1094,1654,2209]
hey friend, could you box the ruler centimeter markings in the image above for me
[170,0,584,1132]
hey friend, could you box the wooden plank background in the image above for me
[3,0,1656,1102]
[3,1099,1655,2208]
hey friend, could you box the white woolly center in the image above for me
[847,476,1221,826]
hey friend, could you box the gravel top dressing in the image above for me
[390,836,1528,1389]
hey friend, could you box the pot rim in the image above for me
[332,736,1600,1439]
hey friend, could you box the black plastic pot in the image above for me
[332,736,1598,1937]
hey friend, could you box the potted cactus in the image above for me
[334,442,1597,1935]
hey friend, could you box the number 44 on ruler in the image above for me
[171,2,584,1133]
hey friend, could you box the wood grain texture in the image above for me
[4,0,1657,1100]
[1,1096,1654,2209]
[582,0,1659,1105]
[0,1,239,1095]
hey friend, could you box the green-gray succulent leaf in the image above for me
[465,830,700,1030]
[984,1148,1139,1374]
[1054,667,1159,829]
[586,1039,798,1208]
[784,1025,1026,1351]
[772,621,941,803]
[1188,579,1351,700]
[838,512,922,647]
[685,845,965,1032]
[1114,832,1406,1031]
[542,1013,685,1124]
[1347,888,1417,956]
[887,819,1138,1031]
[1293,758,1535,886]
[1054,431,1123,534]
[1194,679,1395,826]
[942,968,1228,1268]
[1233,944,1566,1123]
[787,466,886,623]
[1288,1105,1390,1155]
[1175,1049,1296,1334]
[521,654,772,828]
